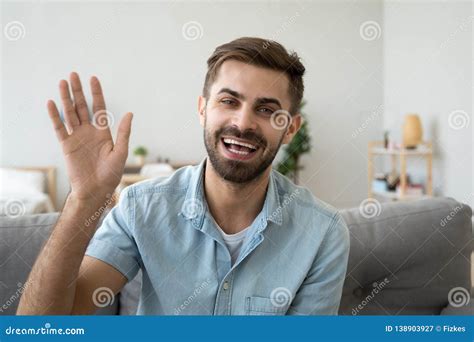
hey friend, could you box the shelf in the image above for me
[372,190,431,201]
[371,147,432,156]
[368,140,433,200]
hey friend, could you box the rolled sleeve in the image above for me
[288,212,350,315]
[85,188,141,281]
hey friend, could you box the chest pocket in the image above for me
[245,296,289,315]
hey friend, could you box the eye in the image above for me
[257,107,274,115]
[221,99,236,106]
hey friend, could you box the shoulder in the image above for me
[272,170,349,239]
[124,164,199,199]
[115,164,202,222]
[114,164,200,216]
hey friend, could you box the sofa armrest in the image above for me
[440,293,473,315]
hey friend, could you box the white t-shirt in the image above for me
[211,217,251,265]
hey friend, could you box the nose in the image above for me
[231,104,258,132]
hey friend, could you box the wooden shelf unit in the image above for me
[368,141,433,200]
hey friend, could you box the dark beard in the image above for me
[204,124,284,184]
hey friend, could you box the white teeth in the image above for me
[228,148,250,155]
[223,138,257,150]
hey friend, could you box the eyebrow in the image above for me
[255,97,282,109]
[217,87,282,109]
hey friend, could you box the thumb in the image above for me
[115,112,133,155]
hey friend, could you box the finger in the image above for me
[114,112,133,157]
[90,76,106,116]
[47,99,68,142]
[70,72,90,124]
[59,79,80,130]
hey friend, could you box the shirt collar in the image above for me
[264,169,283,226]
[179,157,283,229]
[179,157,208,229]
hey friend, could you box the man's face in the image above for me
[199,60,300,184]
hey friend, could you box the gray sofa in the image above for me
[1,197,472,315]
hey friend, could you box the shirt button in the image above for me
[223,281,230,290]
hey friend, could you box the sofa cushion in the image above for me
[0,212,118,315]
[339,197,472,315]
[439,288,473,316]
[1,197,471,316]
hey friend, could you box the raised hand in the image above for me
[47,72,133,203]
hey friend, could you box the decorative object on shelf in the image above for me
[386,169,400,191]
[368,141,433,201]
[402,114,423,149]
[133,146,148,166]
[276,100,311,184]
[397,183,424,197]
[372,173,388,193]
[157,156,170,164]
[383,131,389,149]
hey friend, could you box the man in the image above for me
[18,37,349,315]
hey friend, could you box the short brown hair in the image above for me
[203,37,305,115]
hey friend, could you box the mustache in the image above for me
[215,126,267,148]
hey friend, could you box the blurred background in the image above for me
[1,0,472,211]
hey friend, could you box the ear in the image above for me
[281,114,302,144]
[198,95,207,127]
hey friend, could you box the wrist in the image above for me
[66,192,112,212]
[53,193,114,235]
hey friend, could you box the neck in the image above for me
[204,158,270,234]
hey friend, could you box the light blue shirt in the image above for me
[85,158,350,315]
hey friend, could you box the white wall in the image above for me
[383,0,473,208]
[2,0,383,209]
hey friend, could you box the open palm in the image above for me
[47,72,133,203]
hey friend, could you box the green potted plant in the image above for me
[276,100,311,184]
[133,146,148,166]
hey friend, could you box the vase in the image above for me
[402,114,423,149]
[135,155,146,166]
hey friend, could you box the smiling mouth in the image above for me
[220,137,260,159]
